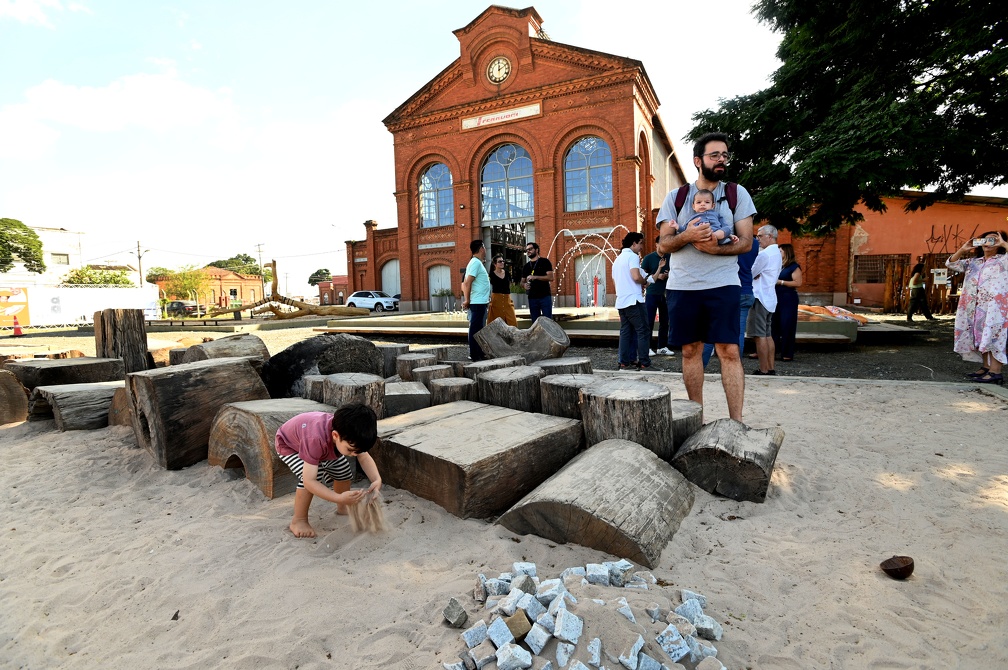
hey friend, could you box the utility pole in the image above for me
[136,241,150,286]
[254,243,266,300]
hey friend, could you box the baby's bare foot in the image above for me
[290,519,316,538]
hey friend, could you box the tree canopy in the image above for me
[0,218,46,274]
[206,253,270,280]
[308,268,332,286]
[60,267,135,286]
[161,265,210,300]
[689,0,1007,232]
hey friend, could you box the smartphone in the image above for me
[973,238,987,246]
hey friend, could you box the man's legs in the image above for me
[681,341,706,410]
[714,341,744,421]
[738,293,755,354]
[631,302,651,367]
[468,304,488,361]
[617,307,634,366]
[528,297,543,322]
[538,295,553,320]
[756,335,775,373]
[645,293,661,351]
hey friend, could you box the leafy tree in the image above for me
[145,266,173,284]
[162,265,211,300]
[0,218,46,273]
[206,253,263,276]
[308,268,332,286]
[689,0,1007,232]
[60,267,135,286]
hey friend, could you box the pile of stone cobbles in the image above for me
[440,559,728,670]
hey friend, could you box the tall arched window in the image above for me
[419,162,454,228]
[480,143,534,224]
[564,136,613,211]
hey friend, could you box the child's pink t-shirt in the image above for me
[275,412,336,465]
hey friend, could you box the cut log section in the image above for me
[3,357,125,393]
[385,381,431,417]
[429,377,477,405]
[181,333,270,364]
[28,381,123,430]
[462,355,526,381]
[108,385,132,426]
[375,343,409,377]
[208,398,334,499]
[321,372,385,418]
[497,439,695,569]
[372,401,583,518]
[533,356,593,375]
[168,348,189,366]
[412,364,454,389]
[0,369,29,424]
[475,317,570,363]
[540,373,600,420]
[670,418,785,503]
[579,378,674,460]
[260,333,381,399]
[93,308,150,373]
[396,353,437,381]
[669,399,704,452]
[301,375,326,402]
[477,365,547,413]
[127,357,270,470]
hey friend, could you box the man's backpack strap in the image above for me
[672,182,738,218]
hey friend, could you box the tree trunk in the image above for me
[475,316,570,362]
[181,333,270,364]
[477,365,546,413]
[108,385,133,426]
[396,353,438,381]
[4,357,125,393]
[579,378,674,461]
[28,382,122,430]
[429,377,477,405]
[671,418,785,503]
[540,373,600,419]
[93,308,149,373]
[208,398,334,499]
[375,343,409,378]
[127,357,270,470]
[321,372,385,418]
[412,364,454,389]
[533,356,593,375]
[497,439,695,569]
[0,369,29,424]
[462,355,526,380]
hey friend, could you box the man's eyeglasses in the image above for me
[525,248,535,252]
[702,151,731,163]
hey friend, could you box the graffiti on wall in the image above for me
[925,223,982,255]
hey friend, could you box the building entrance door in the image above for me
[489,222,527,290]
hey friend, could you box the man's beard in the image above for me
[700,163,726,182]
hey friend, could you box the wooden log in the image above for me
[260,333,377,398]
[207,398,334,499]
[385,381,431,416]
[533,356,593,375]
[396,353,437,381]
[127,357,270,470]
[181,333,270,364]
[475,316,570,363]
[429,377,477,405]
[375,343,409,377]
[3,357,125,393]
[669,399,704,452]
[108,385,132,426]
[373,401,583,518]
[413,344,469,362]
[316,334,384,377]
[462,355,526,381]
[321,372,385,418]
[578,378,674,461]
[301,374,326,402]
[670,418,785,503]
[477,365,547,413]
[540,374,600,420]
[443,360,469,377]
[0,369,29,424]
[168,348,188,366]
[497,439,695,569]
[94,308,150,373]
[28,382,122,430]
[412,364,454,389]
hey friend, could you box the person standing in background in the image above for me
[772,243,803,362]
[460,239,491,361]
[522,242,554,322]
[640,236,672,356]
[906,258,935,322]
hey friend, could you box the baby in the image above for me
[683,189,738,245]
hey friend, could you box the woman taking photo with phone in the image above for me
[945,231,1008,384]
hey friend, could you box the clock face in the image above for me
[487,56,511,84]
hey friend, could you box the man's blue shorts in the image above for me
[667,285,741,347]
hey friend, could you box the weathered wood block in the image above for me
[429,377,477,405]
[94,308,149,373]
[671,418,785,503]
[181,333,270,364]
[301,374,326,402]
[321,372,385,417]
[208,398,334,499]
[533,356,593,375]
[396,353,437,381]
[168,348,189,366]
[0,369,29,424]
[669,399,704,452]
[3,357,125,393]
[412,364,454,389]
[375,343,409,377]
[540,373,600,419]
[497,439,695,569]
[127,357,270,470]
[477,365,547,413]
[28,381,123,430]
[372,401,583,518]
[462,355,526,380]
[475,317,570,362]
[108,385,132,426]
[443,360,469,377]
[579,378,674,460]
[385,381,431,416]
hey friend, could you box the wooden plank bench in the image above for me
[28,381,123,430]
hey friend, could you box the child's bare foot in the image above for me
[290,518,316,538]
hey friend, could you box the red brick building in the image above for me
[151,267,264,307]
[347,6,687,311]
[316,275,350,305]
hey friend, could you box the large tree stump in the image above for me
[94,308,149,373]
[322,372,385,418]
[260,333,382,399]
[669,399,704,452]
[497,439,695,569]
[181,333,270,364]
[477,366,547,413]
[0,369,29,424]
[475,316,570,362]
[533,356,593,375]
[671,418,785,503]
[429,377,477,405]
[540,373,600,420]
[412,364,454,389]
[372,401,583,518]
[3,357,125,393]
[108,386,132,426]
[579,378,674,460]
[317,334,384,377]
[207,398,334,499]
[442,360,469,377]
[28,382,122,430]
[127,357,270,470]
[396,353,437,381]
[462,355,526,380]
[375,343,409,377]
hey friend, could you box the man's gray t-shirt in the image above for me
[655,182,757,290]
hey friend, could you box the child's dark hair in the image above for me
[331,403,378,453]
[693,188,715,202]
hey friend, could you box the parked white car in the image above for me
[346,290,399,312]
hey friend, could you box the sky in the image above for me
[1,0,784,298]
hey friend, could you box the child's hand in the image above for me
[339,489,366,506]
[367,479,383,495]
[729,234,740,243]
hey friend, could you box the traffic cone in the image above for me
[11,315,24,337]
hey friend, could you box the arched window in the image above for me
[564,136,613,211]
[419,162,454,228]
[481,143,534,224]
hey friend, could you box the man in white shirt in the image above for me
[612,232,664,370]
[747,225,782,375]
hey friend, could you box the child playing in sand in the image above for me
[683,188,738,245]
[275,403,383,538]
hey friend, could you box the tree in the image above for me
[60,267,135,286]
[308,268,332,286]
[0,218,46,273]
[206,253,264,276]
[145,266,173,284]
[162,265,211,300]
[689,0,1007,233]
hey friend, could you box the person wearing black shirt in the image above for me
[487,254,517,326]
[522,242,554,322]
